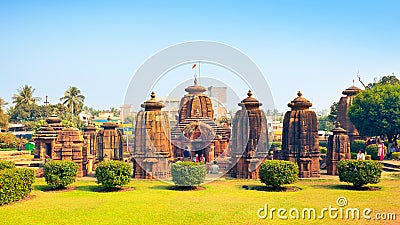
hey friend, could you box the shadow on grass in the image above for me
[242,185,301,192]
[312,184,381,191]
[91,186,135,193]
[148,185,172,190]
[34,185,77,192]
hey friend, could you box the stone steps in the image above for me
[382,161,400,172]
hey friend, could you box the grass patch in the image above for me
[0,177,399,224]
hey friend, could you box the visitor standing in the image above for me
[357,150,365,161]
[183,148,191,161]
[200,154,205,163]
[210,160,219,174]
[377,140,386,161]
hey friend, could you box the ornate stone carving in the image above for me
[230,90,268,179]
[337,85,361,141]
[282,91,320,178]
[133,92,172,179]
[96,117,123,161]
[326,122,351,175]
[53,128,86,177]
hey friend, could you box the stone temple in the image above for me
[230,90,269,179]
[34,114,123,177]
[171,78,230,162]
[282,91,320,178]
[337,85,361,141]
[326,122,351,175]
[132,92,172,179]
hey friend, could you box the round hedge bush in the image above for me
[350,140,366,153]
[365,145,379,160]
[0,160,15,170]
[95,160,132,189]
[337,160,382,187]
[171,161,206,186]
[44,160,78,189]
[259,160,298,188]
[0,168,35,205]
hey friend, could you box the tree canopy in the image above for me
[12,85,41,108]
[60,86,85,115]
[348,83,400,143]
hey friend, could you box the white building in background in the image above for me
[158,97,181,126]
[78,111,91,125]
[120,104,133,123]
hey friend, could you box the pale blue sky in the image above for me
[0,0,399,112]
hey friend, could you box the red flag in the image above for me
[192,64,197,69]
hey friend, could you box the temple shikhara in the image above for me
[230,90,268,179]
[281,91,320,178]
[337,85,361,141]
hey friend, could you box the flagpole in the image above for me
[198,61,201,85]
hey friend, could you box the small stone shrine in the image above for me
[34,114,65,159]
[326,122,351,175]
[282,91,320,178]
[230,90,269,179]
[96,117,123,161]
[337,85,361,141]
[82,122,97,174]
[53,128,87,177]
[133,92,172,179]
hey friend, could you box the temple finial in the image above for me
[151,92,156,99]
[297,91,302,97]
[247,90,252,97]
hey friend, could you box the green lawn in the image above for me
[1,174,399,225]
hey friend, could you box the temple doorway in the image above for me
[45,143,52,157]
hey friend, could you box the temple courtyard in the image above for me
[0,173,399,225]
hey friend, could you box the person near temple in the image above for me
[183,148,191,161]
[192,154,199,162]
[200,154,205,163]
[210,160,219,174]
[377,139,386,161]
[357,150,365,161]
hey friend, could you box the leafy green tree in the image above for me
[327,101,338,123]
[348,83,400,144]
[318,115,334,131]
[60,86,85,115]
[367,74,399,89]
[8,104,43,122]
[0,98,8,129]
[12,85,41,108]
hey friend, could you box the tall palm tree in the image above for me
[60,86,85,115]
[12,85,41,108]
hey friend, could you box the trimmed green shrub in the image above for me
[270,142,282,150]
[171,161,206,186]
[337,160,382,187]
[319,141,328,148]
[96,160,132,189]
[320,146,327,154]
[0,160,15,170]
[350,152,357,160]
[350,140,366,153]
[259,160,298,188]
[392,152,400,160]
[44,160,78,189]
[365,145,379,160]
[0,168,35,205]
